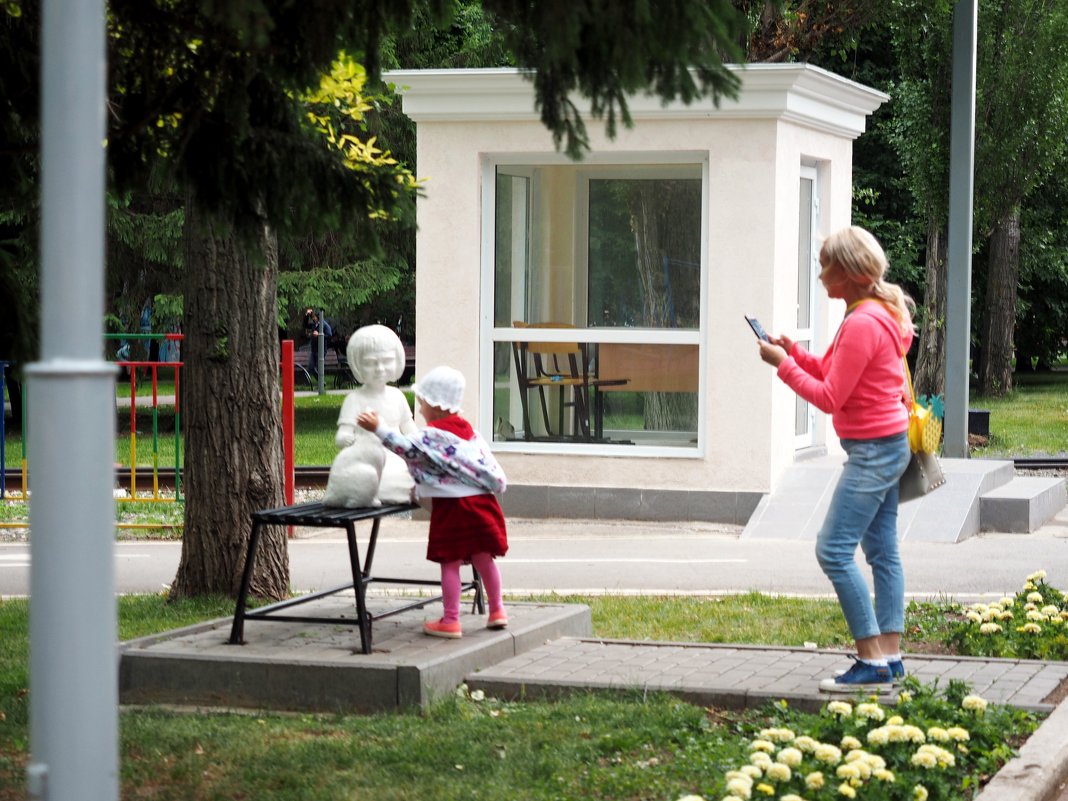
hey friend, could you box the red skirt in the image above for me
[427,494,509,564]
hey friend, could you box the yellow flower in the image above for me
[780,796,806,801]
[755,783,775,796]
[874,768,895,782]
[962,695,988,713]
[1024,581,1036,591]
[867,728,890,746]
[897,691,913,703]
[945,727,969,741]
[750,739,776,753]
[840,736,862,751]
[926,727,950,742]
[887,715,904,726]
[777,748,803,767]
[837,782,856,798]
[913,785,929,801]
[805,771,826,790]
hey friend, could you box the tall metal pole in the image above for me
[944,0,978,459]
[317,310,326,395]
[27,0,117,797]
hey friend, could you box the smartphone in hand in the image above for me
[745,315,770,342]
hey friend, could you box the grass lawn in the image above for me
[0,593,1045,801]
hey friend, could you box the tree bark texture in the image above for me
[977,209,1021,396]
[914,219,948,400]
[627,182,698,431]
[171,199,289,600]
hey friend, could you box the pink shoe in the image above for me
[423,619,462,639]
[486,611,509,630]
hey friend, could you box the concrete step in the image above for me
[980,476,1068,534]
[743,456,1018,543]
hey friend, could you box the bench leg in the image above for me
[345,520,373,654]
[229,521,262,644]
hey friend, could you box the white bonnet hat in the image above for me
[413,366,465,414]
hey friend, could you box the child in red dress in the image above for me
[357,366,509,638]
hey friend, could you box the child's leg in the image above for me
[470,552,504,615]
[438,559,463,624]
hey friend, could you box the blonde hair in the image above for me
[820,226,915,334]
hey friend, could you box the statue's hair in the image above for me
[346,325,406,384]
[820,226,915,335]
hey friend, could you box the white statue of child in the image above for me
[322,324,417,507]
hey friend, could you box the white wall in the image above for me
[398,66,886,496]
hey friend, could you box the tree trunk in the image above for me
[627,182,698,431]
[977,209,1021,396]
[914,218,948,400]
[171,198,288,600]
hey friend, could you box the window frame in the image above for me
[480,152,710,457]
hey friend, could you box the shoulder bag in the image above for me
[899,356,946,502]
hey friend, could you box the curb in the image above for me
[976,697,1068,801]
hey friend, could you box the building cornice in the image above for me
[385,64,889,140]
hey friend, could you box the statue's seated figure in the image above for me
[322,325,416,508]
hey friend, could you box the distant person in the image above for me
[755,226,914,692]
[357,365,509,639]
[302,307,332,380]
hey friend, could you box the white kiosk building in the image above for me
[389,65,888,523]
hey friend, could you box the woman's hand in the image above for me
[769,334,795,353]
[356,410,380,431]
[758,339,788,367]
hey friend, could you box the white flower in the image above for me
[827,701,853,717]
[913,785,929,801]
[840,736,862,751]
[1000,596,1015,607]
[980,622,1003,634]
[947,727,970,741]
[726,778,753,799]
[1021,622,1043,634]
[1027,609,1046,622]
[837,782,856,798]
[926,727,950,742]
[962,695,988,713]
[1027,591,1044,603]
[794,736,819,752]
[855,702,885,721]
[874,768,895,782]
[911,750,937,769]
[966,611,983,623]
[759,727,796,743]
[766,763,791,782]
[814,744,842,765]
[750,739,776,753]
[1041,605,1060,617]
[750,751,773,770]
[1027,570,1047,582]
[777,747,803,767]
[836,763,861,781]
[805,771,826,790]
[677,796,706,801]
[740,765,762,779]
[470,689,485,701]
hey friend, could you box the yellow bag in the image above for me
[904,359,942,454]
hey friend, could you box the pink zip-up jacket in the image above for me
[777,300,913,440]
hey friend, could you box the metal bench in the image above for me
[229,501,484,654]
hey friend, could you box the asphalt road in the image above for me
[2,509,1067,601]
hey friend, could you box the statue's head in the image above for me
[347,325,406,385]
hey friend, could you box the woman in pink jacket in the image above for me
[758,226,914,692]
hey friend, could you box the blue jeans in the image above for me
[815,432,911,641]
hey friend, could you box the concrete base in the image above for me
[741,456,1066,543]
[119,596,592,713]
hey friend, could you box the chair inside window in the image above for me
[510,322,628,441]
